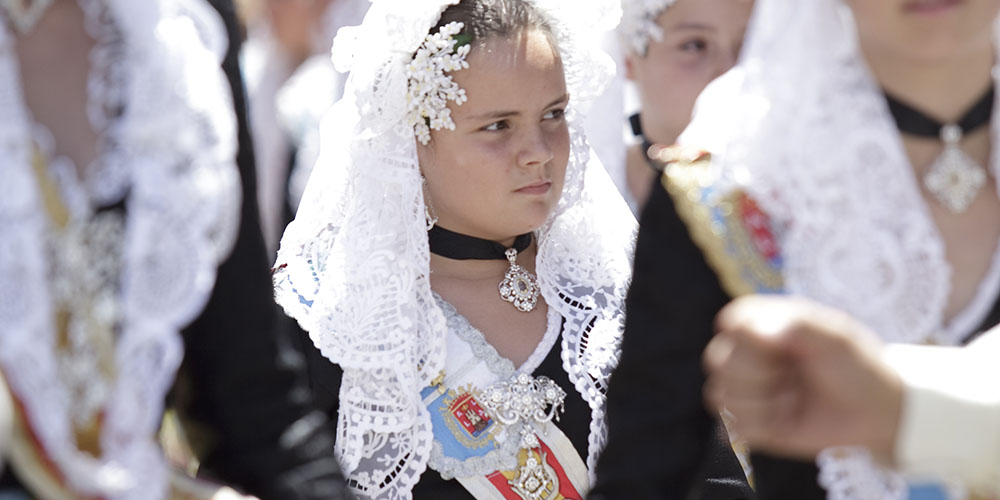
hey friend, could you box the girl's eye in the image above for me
[544,108,565,121]
[483,120,510,131]
[679,39,708,53]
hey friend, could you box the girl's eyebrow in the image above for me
[466,93,570,121]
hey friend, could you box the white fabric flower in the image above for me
[405,21,471,145]
[618,0,675,55]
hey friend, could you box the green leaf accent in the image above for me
[452,32,473,52]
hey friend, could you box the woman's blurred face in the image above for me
[626,0,753,144]
[847,0,1000,63]
[266,0,334,60]
[418,28,570,242]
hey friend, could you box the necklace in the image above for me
[0,0,54,34]
[884,86,994,213]
[428,225,540,312]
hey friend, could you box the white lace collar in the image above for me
[0,1,239,498]
[680,1,1000,498]
[435,295,563,378]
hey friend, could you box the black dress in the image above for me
[590,171,1000,500]
[588,174,757,500]
[0,2,351,499]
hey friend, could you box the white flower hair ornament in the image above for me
[406,21,472,145]
[619,0,676,55]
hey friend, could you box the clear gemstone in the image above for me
[525,477,541,491]
[924,144,986,213]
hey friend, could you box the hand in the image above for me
[703,295,904,463]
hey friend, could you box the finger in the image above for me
[704,375,725,413]
[719,390,788,443]
[715,295,796,352]
[709,361,791,412]
[706,329,788,389]
[715,295,771,334]
[706,357,792,417]
[723,386,802,451]
[703,332,737,375]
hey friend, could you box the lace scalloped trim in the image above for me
[817,448,907,500]
[434,293,563,378]
[426,427,521,480]
[435,297,516,378]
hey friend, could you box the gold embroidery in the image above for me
[500,448,564,500]
[660,146,784,297]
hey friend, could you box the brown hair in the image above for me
[433,0,556,48]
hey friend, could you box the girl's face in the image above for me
[626,0,753,144]
[418,28,570,242]
[847,0,1000,63]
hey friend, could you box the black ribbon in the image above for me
[629,113,665,173]
[428,225,532,260]
[885,86,994,138]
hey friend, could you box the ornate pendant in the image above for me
[509,450,560,500]
[924,124,987,214]
[1,0,54,34]
[480,373,566,448]
[499,248,540,312]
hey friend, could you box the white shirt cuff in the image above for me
[884,343,1000,495]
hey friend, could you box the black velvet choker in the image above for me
[884,86,994,138]
[428,225,532,260]
[630,113,664,173]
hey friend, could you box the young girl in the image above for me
[618,0,752,211]
[273,0,751,498]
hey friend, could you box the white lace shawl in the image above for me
[679,1,1000,498]
[0,1,240,498]
[272,1,635,498]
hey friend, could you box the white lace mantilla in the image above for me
[272,1,634,498]
[0,1,240,499]
[680,1,1000,499]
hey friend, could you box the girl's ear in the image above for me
[624,53,637,81]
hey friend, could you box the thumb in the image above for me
[716,295,796,352]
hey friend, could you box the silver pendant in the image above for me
[924,124,987,214]
[498,248,539,312]
[480,373,566,448]
[1,0,54,34]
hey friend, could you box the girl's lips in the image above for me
[904,0,962,14]
[516,181,552,195]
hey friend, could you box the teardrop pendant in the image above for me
[923,124,987,214]
[498,248,539,312]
